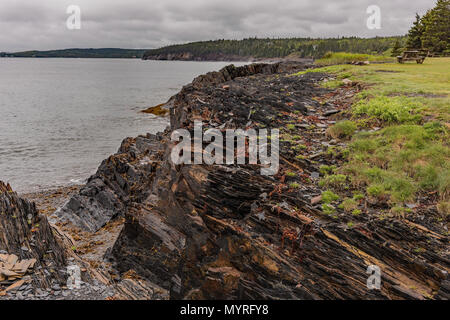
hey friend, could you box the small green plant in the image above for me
[319,174,348,189]
[391,206,413,217]
[319,165,337,175]
[352,209,362,216]
[367,184,385,198]
[321,203,335,215]
[289,182,300,189]
[339,198,358,212]
[352,192,364,201]
[347,221,354,228]
[292,144,307,151]
[322,190,340,204]
[286,124,296,131]
[286,171,297,177]
[326,120,357,140]
[437,201,449,217]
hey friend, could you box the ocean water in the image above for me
[0,58,245,192]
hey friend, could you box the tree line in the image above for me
[400,0,450,56]
[143,37,403,60]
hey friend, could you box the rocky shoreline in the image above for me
[1,61,448,300]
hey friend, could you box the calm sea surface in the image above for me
[0,58,245,192]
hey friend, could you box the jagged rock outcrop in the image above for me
[109,62,449,300]
[61,62,449,300]
[0,181,66,288]
[53,133,167,232]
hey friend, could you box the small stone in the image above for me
[52,284,61,291]
[342,79,352,85]
[311,195,322,205]
[256,212,266,221]
[323,109,340,117]
[311,172,320,179]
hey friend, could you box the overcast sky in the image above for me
[0,0,434,52]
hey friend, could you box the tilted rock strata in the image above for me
[61,62,449,299]
[0,181,66,288]
[54,133,167,232]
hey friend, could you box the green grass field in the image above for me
[303,57,450,216]
[316,52,395,65]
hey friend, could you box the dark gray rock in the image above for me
[53,133,166,232]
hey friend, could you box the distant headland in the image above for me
[1,36,404,60]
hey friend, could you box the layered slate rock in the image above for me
[0,182,66,288]
[59,62,449,300]
[109,63,449,300]
[54,133,167,232]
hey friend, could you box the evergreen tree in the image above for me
[406,13,424,49]
[421,0,450,53]
[391,39,403,56]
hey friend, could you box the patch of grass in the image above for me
[321,203,336,215]
[319,165,337,175]
[437,201,449,216]
[319,174,349,190]
[352,192,365,200]
[321,79,343,89]
[352,209,362,216]
[344,124,449,204]
[307,58,450,210]
[352,96,423,123]
[286,171,297,177]
[289,182,300,189]
[326,120,357,140]
[366,184,386,198]
[286,124,296,131]
[339,198,358,212]
[391,206,413,218]
[322,190,340,204]
[316,52,394,66]
[291,144,307,152]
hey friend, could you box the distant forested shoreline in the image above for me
[0,48,148,58]
[142,36,405,61]
[1,37,405,60]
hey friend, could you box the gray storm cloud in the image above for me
[0,0,434,52]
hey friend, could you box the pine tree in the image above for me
[391,39,403,57]
[421,0,450,54]
[406,13,424,49]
